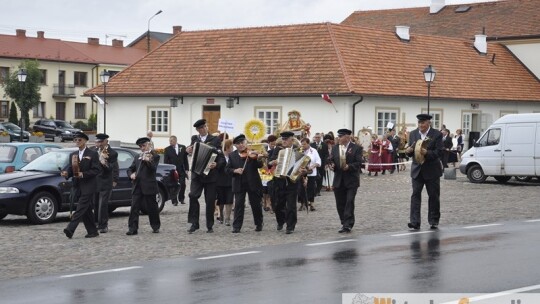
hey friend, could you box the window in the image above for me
[33,102,46,118]
[107,70,119,78]
[421,108,442,130]
[0,67,9,83]
[0,101,8,118]
[74,103,86,119]
[39,69,47,85]
[375,108,398,135]
[255,107,281,135]
[74,71,87,86]
[149,108,169,133]
[476,128,501,147]
[23,147,42,163]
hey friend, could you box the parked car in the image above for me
[0,122,30,142]
[0,147,178,224]
[0,143,61,174]
[32,119,82,141]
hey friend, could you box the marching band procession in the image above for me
[62,111,451,239]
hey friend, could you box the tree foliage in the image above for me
[1,60,42,130]
[8,102,18,124]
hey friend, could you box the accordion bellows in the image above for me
[191,142,217,175]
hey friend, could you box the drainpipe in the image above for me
[352,96,364,135]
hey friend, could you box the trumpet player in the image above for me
[299,138,321,211]
[328,129,363,233]
[126,137,161,235]
[92,133,119,233]
[405,114,443,230]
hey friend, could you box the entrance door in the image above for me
[56,102,66,120]
[203,105,221,134]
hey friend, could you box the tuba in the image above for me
[71,154,80,177]
[99,146,109,167]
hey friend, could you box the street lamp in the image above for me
[100,70,110,133]
[17,69,27,142]
[423,64,436,115]
[147,10,163,53]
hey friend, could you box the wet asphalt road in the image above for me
[1,219,539,304]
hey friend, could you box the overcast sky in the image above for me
[1,0,493,45]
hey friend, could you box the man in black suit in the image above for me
[126,137,161,235]
[186,119,224,233]
[388,128,400,173]
[328,128,363,233]
[441,129,453,168]
[226,134,264,233]
[92,133,119,233]
[310,133,328,196]
[164,135,189,206]
[405,114,444,230]
[62,132,101,239]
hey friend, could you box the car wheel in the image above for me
[515,176,532,182]
[0,210,7,220]
[140,187,166,214]
[27,191,58,224]
[494,176,511,183]
[467,164,487,183]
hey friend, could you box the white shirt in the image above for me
[78,147,86,161]
[304,146,321,177]
[420,127,431,140]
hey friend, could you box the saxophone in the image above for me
[99,145,109,167]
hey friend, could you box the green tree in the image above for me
[1,60,42,130]
[8,102,18,124]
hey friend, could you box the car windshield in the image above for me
[2,123,21,131]
[55,121,74,128]
[20,150,70,172]
[0,146,17,162]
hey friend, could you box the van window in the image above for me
[477,128,501,147]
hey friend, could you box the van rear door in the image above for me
[503,123,536,176]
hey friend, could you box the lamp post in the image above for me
[100,70,110,133]
[17,69,27,142]
[147,10,163,53]
[423,64,436,115]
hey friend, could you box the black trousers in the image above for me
[315,169,323,194]
[94,189,112,229]
[128,193,161,232]
[272,178,297,231]
[188,179,217,230]
[171,177,187,204]
[233,188,263,230]
[306,176,316,202]
[333,185,358,229]
[66,192,98,235]
[410,174,440,226]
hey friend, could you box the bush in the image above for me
[87,113,97,131]
[73,120,91,131]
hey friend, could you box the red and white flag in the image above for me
[321,93,333,104]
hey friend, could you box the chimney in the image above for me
[430,0,445,14]
[16,29,26,37]
[112,39,123,47]
[395,26,410,41]
[37,31,45,39]
[87,37,100,45]
[474,34,487,54]
[173,26,182,35]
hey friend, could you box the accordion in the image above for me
[190,142,217,176]
[273,147,310,183]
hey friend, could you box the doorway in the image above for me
[202,105,221,134]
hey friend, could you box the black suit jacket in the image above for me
[164,144,189,178]
[226,150,263,193]
[65,148,101,195]
[91,145,119,191]
[443,135,453,150]
[311,141,328,168]
[407,128,444,179]
[127,151,160,195]
[329,142,363,189]
[190,133,224,183]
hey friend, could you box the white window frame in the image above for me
[375,107,399,136]
[254,106,282,136]
[420,108,443,130]
[148,107,169,134]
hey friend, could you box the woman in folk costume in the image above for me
[368,134,382,176]
[380,135,394,174]
[323,134,335,191]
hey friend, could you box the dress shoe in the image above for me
[255,223,263,232]
[99,227,108,233]
[63,228,73,239]
[285,229,294,234]
[207,228,214,233]
[430,224,439,230]
[126,230,138,235]
[172,202,178,206]
[225,219,231,226]
[188,225,199,233]
[338,227,351,233]
[277,224,284,231]
[232,228,240,233]
[85,232,99,238]
[180,200,185,204]
[407,223,420,230]
[153,229,160,233]
[309,205,316,211]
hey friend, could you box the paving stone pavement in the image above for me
[1,168,538,280]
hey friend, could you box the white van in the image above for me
[459,113,540,183]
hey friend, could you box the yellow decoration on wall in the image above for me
[244,119,266,142]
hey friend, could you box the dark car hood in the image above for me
[0,170,58,185]
[58,127,81,133]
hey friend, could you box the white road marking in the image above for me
[306,239,356,246]
[440,284,540,304]
[197,251,261,260]
[463,223,502,229]
[60,266,142,278]
[391,231,435,237]
[525,219,540,223]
